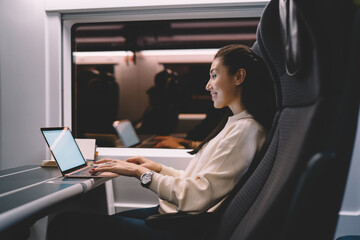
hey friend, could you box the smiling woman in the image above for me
[191,44,275,154]
[47,44,276,240]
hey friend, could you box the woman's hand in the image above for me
[125,156,162,173]
[90,159,148,179]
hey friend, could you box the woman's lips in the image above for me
[211,92,217,100]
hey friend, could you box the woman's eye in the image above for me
[211,74,217,79]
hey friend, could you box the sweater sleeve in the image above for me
[159,165,184,177]
[149,120,265,213]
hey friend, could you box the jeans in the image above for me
[47,206,195,240]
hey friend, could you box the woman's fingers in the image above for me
[125,157,140,164]
[125,156,147,165]
[94,159,117,164]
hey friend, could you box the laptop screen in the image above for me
[41,128,86,172]
[113,120,140,147]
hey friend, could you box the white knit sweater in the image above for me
[149,110,267,214]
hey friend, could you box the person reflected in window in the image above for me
[136,69,181,136]
[47,44,275,240]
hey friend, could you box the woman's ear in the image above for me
[235,68,246,86]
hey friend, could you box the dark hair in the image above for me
[190,44,275,154]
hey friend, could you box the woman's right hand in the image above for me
[91,159,148,178]
[125,156,162,173]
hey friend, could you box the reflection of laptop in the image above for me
[41,127,118,178]
[113,120,156,148]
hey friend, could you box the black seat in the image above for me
[146,0,359,239]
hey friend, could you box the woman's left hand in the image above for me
[90,159,148,179]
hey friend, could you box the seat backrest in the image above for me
[207,0,358,239]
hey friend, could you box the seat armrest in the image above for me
[145,212,216,232]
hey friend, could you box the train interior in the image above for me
[0,0,360,239]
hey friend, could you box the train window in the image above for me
[71,18,259,145]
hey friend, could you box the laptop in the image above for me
[113,120,156,148]
[40,127,118,178]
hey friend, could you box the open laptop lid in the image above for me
[113,120,141,147]
[40,127,88,175]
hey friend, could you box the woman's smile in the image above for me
[210,91,217,99]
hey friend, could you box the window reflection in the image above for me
[72,19,258,146]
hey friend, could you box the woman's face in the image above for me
[206,57,244,114]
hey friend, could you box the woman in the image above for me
[47,44,275,240]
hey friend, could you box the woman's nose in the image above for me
[205,80,211,91]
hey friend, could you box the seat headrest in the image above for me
[279,0,302,76]
[255,0,321,108]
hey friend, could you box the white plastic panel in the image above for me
[45,0,269,13]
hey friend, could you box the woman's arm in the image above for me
[91,156,184,178]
